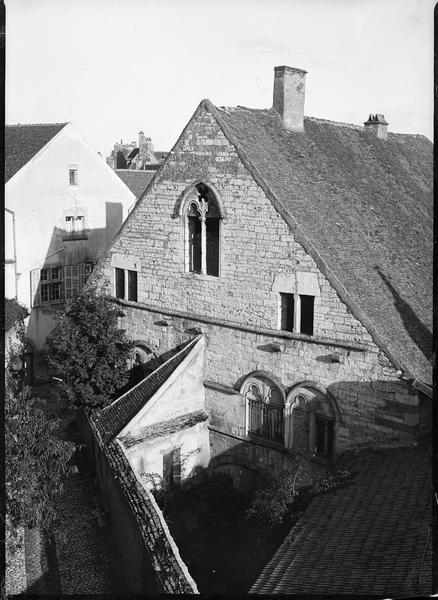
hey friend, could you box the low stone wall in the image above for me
[75,409,198,594]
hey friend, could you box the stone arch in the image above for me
[240,371,286,444]
[175,179,226,221]
[285,382,341,458]
[130,341,155,368]
[209,454,272,493]
[178,181,225,277]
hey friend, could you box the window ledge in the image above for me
[208,424,334,463]
[62,233,88,241]
[181,271,220,281]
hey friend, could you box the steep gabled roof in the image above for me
[206,102,432,385]
[251,443,432,596]
[114,169,156,199]
[95,336,200,443]
[5,122,68,182]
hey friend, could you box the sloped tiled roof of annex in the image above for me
[206,102,432,385]
[5,123,68,182]
[114,169,156,199]
[95,336,199,443]
[250,443,432,596]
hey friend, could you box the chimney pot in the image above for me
[364,113,388,140]
[273,65,307,132]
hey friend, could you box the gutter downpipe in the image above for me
[5,208,17,299]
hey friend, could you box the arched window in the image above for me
[129,344,154,370]
[285,384,339,459]
[185,183,221,277]
[241,373,285,444]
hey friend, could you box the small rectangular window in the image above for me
[115,268,125,299]
[300,295,314,336]
[128,270,137,302]
[69,168,77,185]
[280,293,294,332]
[51,267,60,280]
[65,216,73,233]
[76,215,84,232]
[40,268,49,281]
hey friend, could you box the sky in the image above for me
[5,0,434,156]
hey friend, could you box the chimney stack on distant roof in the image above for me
[364,114,388,140]
[273,65,307,132]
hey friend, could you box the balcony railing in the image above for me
[248,399,284,444]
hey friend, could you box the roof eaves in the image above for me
[206,100,416,381]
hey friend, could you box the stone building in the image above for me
[91,65,432,489]
[106,131,167,170]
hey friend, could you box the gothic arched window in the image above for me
[185,183,221,277]
[285,385,338,459]
[241,373,286,445]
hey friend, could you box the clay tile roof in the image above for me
[95,336,199,443]
[114,169,156,199]
[250,444,432,596]
[210,104,432,384]
[5,122,68,182]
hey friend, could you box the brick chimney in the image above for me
[273,65,307,132]
[364,114,388,140]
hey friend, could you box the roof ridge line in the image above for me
[6,121,70,127]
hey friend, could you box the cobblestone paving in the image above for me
[51,445,125,594]
[5,527,26,595]
[9,380,126,595]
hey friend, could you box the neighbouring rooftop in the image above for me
[250,443,432,596]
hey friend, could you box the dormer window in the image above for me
[69,167,78,185]
[184,183,222,277]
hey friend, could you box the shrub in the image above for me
[46,285,134,410]
[5,375,75,533]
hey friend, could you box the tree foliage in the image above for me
[5,298,28,333]
[46,286,134,410]
[5,376,75,533]
[246,457,353,527]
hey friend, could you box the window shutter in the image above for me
[30,269,41,307]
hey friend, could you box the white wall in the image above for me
[117,337,211,487]
[119,337,206,436]
[5,123,135,309]
[123,422,211,488]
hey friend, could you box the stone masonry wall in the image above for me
[96,107,373,345]
[117,306,418,457]
[93,105,421,477]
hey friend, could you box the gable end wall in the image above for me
[94,107,422,471]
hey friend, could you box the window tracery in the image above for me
[184,183,221,276]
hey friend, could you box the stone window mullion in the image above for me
[293,292,301,333]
